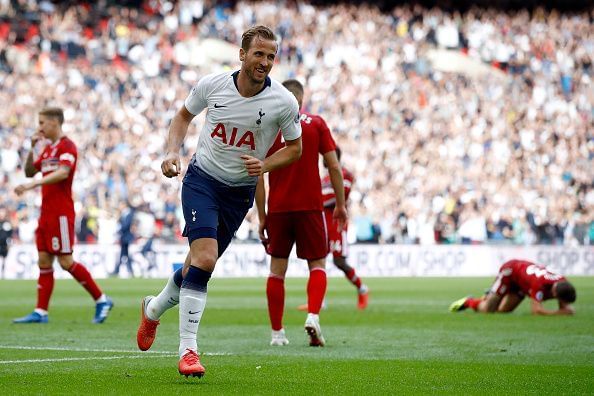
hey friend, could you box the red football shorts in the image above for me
[266,211,328,260]
[36,214,75,255]
[324,209,348,258]
[489,261,522,296]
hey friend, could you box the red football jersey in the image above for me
[267,112,336,213]
[33,136,77,218]
[508,260,566,301]
[322,167,354,209]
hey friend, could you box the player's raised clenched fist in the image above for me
[161,152,181,178]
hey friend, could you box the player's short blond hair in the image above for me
[39,107,64,125]
[241,25,277,51]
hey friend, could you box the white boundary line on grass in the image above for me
[0,355,168,364]
[0,345,232,365]
[0,345,174,355]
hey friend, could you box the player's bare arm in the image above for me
[162,106,195,178]
[323,150,347,229]
[242,136,302,177]
[255,175,268,243]
[530,299,574,316]
[24,132,44,177]
[14,165,70,195]
[24,151,39,177]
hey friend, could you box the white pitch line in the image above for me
[0,345,174,355]
[0,345,232,356]
[0,355,167,365]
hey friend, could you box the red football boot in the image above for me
[137,296,160,351]
[357,290,369,310]
[178,349,206,378]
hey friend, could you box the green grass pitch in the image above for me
[0,276,592,394]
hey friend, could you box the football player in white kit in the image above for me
[136,26,302,378]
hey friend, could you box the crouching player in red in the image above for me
[13,107,113,324]
[450,259,576,315]
[256,79,347,347]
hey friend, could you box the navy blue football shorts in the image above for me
[181,164,255,257]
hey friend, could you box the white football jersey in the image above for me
[184,71,302,186]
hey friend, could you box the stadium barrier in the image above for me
[4,243,594,279]
[2,243,593,279]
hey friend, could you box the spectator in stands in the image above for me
[0,1,591,247]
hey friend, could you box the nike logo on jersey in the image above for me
[214,103,227,108]
[188,311,201,314]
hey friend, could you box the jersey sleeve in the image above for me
[278,95,302,141]
[184,75,210,115]
[58,141,77,170]
[317,116,336,155]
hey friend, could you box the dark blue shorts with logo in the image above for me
[181,164,255,257]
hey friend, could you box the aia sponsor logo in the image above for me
[210,123,255,150]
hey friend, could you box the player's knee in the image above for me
[333,257,350,272]
[38,255,54,269]
[192,252,217,271]
[38,260,53,269]
[56,256,74,270]
[308,258,325,271]
[478,298,498,313]
[270,257,288,277]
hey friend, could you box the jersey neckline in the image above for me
[232,70,271,97]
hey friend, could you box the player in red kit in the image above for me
[256,79,347,347]
[449,259,576,315]
[297,147,368,311]
[13,107,113,324]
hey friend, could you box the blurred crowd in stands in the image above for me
[0,1,592,247]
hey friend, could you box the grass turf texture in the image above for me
[0,277,592,395]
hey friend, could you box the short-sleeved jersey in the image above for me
[33,136,77,218]
[184,70,301,187]
[506,260,566,302]
[266,112,336,213]
[322,167,354,209]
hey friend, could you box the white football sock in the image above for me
[146,272,180,321]
[179,287,207,357]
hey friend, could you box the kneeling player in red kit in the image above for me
[450,259,576,315]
